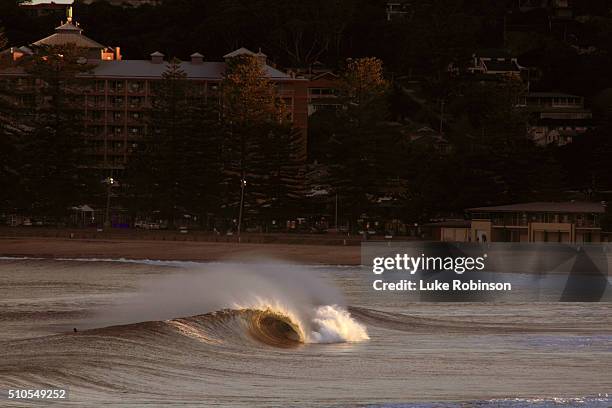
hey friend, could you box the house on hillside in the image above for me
[467,50,527,79]
[518,92,593,145]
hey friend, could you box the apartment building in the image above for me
[0,11,308,170]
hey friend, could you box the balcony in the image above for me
[108,85,125,94]
[108,116,125,125]
[111,131,131,139]
[85,116,105,124]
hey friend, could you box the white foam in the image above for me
[309,305,369,343]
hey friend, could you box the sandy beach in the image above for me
[0,237,362,264]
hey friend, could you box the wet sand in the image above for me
[0,237,361,265]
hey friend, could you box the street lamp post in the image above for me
[335,193,339,230]
[237,178,246,240]
[104,177,115,229]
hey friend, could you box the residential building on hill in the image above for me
[304,69,340,116]
[19,1,71,18]
[514,0,574,19]
[385,2,411,21]
[518,92,593,146]
[467,50,527,79]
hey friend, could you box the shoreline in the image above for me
[1,236,610,276]
[0,237,362,265]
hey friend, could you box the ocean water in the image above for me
[0,257,611,407]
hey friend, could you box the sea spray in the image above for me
[90,259,369,344]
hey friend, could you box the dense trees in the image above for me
[2,1,612,230]
[0,27,6,49]
[310,57,573,226]
[312,57,408,228]
[0,44,98,219]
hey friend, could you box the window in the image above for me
[309,88,337,97]
[110,81,124,92]
[129,97,143,107]
[129,81,143,92]
[94,126,104,136]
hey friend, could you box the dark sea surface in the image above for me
[0,257,611,407]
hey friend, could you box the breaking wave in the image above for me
[228,300,369,345]
[82,260,369,347]
[84,303,368,349]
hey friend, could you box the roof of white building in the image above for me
[86,59,296,80]
[526,92,582,99]
[468,201,606,214]
[23,0,73,4]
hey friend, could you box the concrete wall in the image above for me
[470,220,492,243]
[441,227,469,242]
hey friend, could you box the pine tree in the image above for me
[1,44,96,218]
[178,83,224,224]
[323,57,401,230]
[0,27,7,50]
[220,54,304,226]
[253,123,305,223]
[0,56,22,212]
